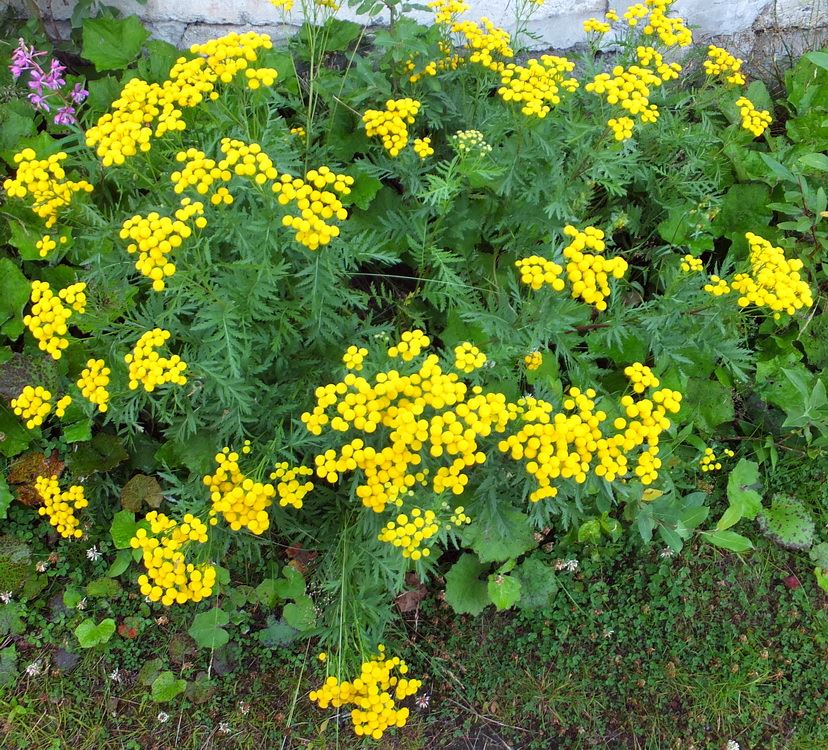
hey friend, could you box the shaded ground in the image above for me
[2,529,826,750]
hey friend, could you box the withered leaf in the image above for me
[8,451,64,485]
[120,474,163,511]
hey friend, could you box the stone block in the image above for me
[755,0,828,30]
[179,22,295,47]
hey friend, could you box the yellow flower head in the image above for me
[35,475,88,539]
[363,99,421,157]
[735,96,772,137]
[11,385,53,429]
[309,649,421,739]
[130,511,216,605]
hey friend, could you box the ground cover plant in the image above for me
[0,0,827,746]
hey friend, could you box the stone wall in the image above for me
[15,0,828,62]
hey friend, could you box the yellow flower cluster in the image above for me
[124,328,188,391]
[586,43,683,139]
[55,394,72,418]
[406,58,437,82]
[244,66,278,90]
[624,362,659,394]
[584,18,611,34]
[290,126,306,138]
[735,96,772,137]
[309,648,421,740]
[204,448,275,533]
[515,255,565,291]
[378,508,439,559]
[623,0,692,47]
[11,385,52,429]
[363,99,421,157]
[302,346,515,510]
[449,505,471,526]
[388,329,430,361]
[500,381,682,498]
[699,446,734,471]
[731,232,813,317]
[524,351,543,371]
[77,359,111,412]
[60,282,87,313]
[343,345,369,371]
[23,280,85,359]
[428,0,471,26]
[35,475,87,539]
[636,46,682,82]
[453,342,487,373]
[451,129,492,156]
[209,187,232,206]
[413,137,435,159]
[3,150,93,228]
[191,32,274,83]
[273,167,352,250]
[270,0,294,9]
[120,199,206,291]
[498,55,579,118]
[450,17,514,72]
[704,274,731,296]
[562,225,628,311]
[428,0,470,25]
[219,138,280,184]
[269,463,314,509]
[36,235,56,258]
[624,4,648,25]
[172,138,352,253]
[704,45,745,86]
[130,511,216,605]
[608,116,634,140]
[586,63,663,131]
[303,338,686,516]
[85,32,273,166]
[172,148,229,194]
[405,38,463,83]
[681,254,703,272]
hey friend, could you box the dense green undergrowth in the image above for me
[0,0,827,746]
[1,525,826,750]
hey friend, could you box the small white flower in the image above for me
[415,693,430,710]
[238,700,250,715]
[157,712,170,723]
[86,546,102,562]
[76,597,87,611]
[35,561,48,573]
[659,547,675,559]
[726,742,740,750]
[218,721,231,734]
[25,660,42,677]
[0,592,12,604]
[603,628,615,639]
[109,668,122,683]
[563,559,580,572]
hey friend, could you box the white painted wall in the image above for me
[19,0,828,50]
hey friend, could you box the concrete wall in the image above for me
[17,0,828,60]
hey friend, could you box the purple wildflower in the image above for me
[53,106,76,126]
[9,39,40,79]
[42,59,67,91]
[70,83,89,104]
[28,92,50,112]
[27,67,45,94]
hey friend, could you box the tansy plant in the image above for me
[1,0,826,739]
